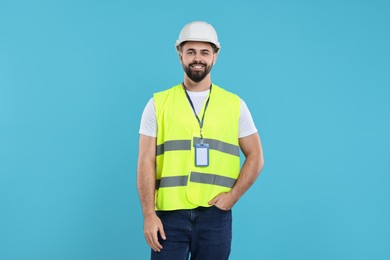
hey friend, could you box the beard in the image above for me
[183,61,213,83]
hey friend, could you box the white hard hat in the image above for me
[175,21,221,50]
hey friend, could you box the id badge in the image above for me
[194,142,209,167]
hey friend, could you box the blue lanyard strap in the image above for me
[182,83,212,139]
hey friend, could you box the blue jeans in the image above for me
[151,206,232,260]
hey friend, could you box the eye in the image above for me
[201,51,210,56]
[187,50,195,55]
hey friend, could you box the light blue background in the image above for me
[1,0,389,259]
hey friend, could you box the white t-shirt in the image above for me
[139,89,257,138]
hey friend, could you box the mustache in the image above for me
[190,61,207,66]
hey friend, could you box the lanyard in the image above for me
[182,83,212,140]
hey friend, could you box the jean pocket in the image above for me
[212,205,231,213]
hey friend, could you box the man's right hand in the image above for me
[143,213,166,252]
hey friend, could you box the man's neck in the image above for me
[183,77,212,92]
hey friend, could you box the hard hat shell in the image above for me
[175,21,221,50]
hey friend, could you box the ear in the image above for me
[213,51,219,65]
[178,51,183,64]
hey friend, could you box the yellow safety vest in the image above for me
[154,83,241,210]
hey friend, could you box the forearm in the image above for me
[231,133,264,200]
[137,161,156,217]
[231,153,263,199]
[137,135,157,218]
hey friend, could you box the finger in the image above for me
[145,233,156,251]
[151,229,163,251]
[208,195,220,205]
[145,232,156,252]
[146,230,161,252]
[159,224,166,240]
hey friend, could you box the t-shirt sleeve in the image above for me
[239,98,258,138]
[139,98,157,137]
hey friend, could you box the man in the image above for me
[137,21,264,260]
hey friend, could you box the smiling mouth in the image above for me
[190,64,205,70]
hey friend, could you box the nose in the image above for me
[193,53,202,63]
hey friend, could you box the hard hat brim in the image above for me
[175,39,221,49]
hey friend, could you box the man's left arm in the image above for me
[209,133,264,210]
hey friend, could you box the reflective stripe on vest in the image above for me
[157,137,239,157]
[193,137,239,157]
[156,176,188,188]
[156,140,191,156]
[190,171,236,188]
[156,172,236,189]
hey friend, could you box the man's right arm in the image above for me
[137,134,166,252]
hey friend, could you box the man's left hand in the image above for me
[208,191,240,211]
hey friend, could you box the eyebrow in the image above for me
[186,48,211,52]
